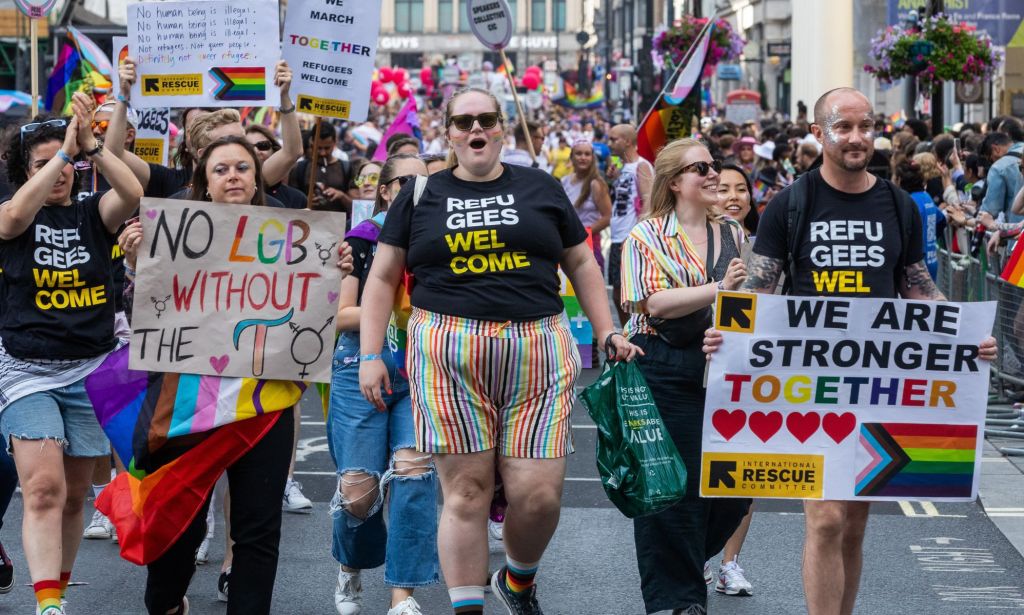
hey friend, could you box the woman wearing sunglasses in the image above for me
[619,138,752,615]
[329,153,437,615]
[0,93,142,615]
[359,87,639,615]
[350,160,382,202]
[245,124,307,209]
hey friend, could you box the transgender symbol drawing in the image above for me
[151,295,171,319]
[315,241,336,266]
[232,309,294,377]
[289,316,334,378]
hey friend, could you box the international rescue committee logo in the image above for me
[715,291,756,333]
[701,452,824,498]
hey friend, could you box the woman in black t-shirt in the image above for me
[358,87,640,615]
[120,136,352,615]
[0,93,142,615]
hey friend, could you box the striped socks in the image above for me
[34,579,62,612]
[60,571,71,597]
[449,585,485,614]
[504,556,539,595]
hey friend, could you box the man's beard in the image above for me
[831,148,871,172]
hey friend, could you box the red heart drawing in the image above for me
[748,411,783,443]
[712,409,746,441]
[209,355,229,374]
[822,412,856,444]
[786,411,821,443]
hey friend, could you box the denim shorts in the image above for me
[0,378,109,457]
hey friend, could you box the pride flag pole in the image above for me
[30,19,38,115]
[637,11,718,131]
[499,49,536,163]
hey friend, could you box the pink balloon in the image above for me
[525,65,542,75]
[394,68,408,84]
[398,82,413,98]
[419,67,434,84]
[378,67,394,83]
[522,74,540,90]
[373,90,390,105]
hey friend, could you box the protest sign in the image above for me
[350,200,374,230]
[465,0,513,51]
[130,198,345,383]
[112,36,170,165]
[701,292,995,502]
[127,0,280,109]
[281,0,381,121]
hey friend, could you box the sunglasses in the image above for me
[354,172,380,188]
[252,140,276,152]
[387,174,416,188]
[680,160,722,177]
[448,112,501,132]
[91,119,109,133]
[20,119,68,145]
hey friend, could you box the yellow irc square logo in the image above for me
[715,292,756,333]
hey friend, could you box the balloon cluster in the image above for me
[520,65,542,91]
[371,66,426,106]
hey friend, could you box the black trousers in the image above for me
[144,408,294,615]
[630,334,751,614]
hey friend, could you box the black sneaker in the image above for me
[0,540,13,594]
[490,567,543,615]
[217,567,230,603]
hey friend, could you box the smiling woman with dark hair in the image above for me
[0,92,141,615]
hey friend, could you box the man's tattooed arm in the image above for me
[741,253,784,294]
[899,260,946,300]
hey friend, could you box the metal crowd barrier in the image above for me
[936,226,1024,455]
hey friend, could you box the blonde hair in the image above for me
[443,87,504,169]
[912,152,941,181]
[645,138,724,222]
[188,109,242,154]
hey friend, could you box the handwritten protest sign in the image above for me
[701,292,995,502]
[127,0,280,109]
[130,198,345,383]
[112,36,170,165]
[282,0,381,121]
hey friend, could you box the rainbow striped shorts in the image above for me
[407,308,581,458]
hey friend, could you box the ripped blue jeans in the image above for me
[327,332,439,587]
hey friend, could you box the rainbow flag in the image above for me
[555,81,605,110]
[856,422,976,498]
[45,27,114,113]
[210,67,266,101]
[45,44,79,113]
[85,346,304,563]
[638,24,713,162]
[1000,238,1024,287]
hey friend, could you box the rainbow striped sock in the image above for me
[59,571,71,597]
[33,579,62,611]
[504,556,539,595]
[449,585,485,614]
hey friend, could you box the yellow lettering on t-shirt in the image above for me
[812,270,870,293]
[33,268,87,288]
[450,251,531,275]
[444,230,506,253]
[35,285,107,310]
[112,244,124,259]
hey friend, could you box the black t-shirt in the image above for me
[147,164,192,199]
[754,172,924,298]
[348,236,375,303]
[0,194,117,359]
[267,183,308,209]
[378,165,588,322]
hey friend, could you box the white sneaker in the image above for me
[334,568,362,615]
[196,511,215,564]
[83,509,112,539]
[715,560,753,596]
[387,596,423,615]
[703,560,713,586]
[283,479,313,513]
[487,519,504,541]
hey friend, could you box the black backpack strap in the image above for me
[879,178,915,293]
[781,169,818,295]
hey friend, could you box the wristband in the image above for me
[123,264,136,278]
[717,279,725,291]
[279,105,295,115]
[56,150,73,166]
[359,354,382,362]
[603,332,623,350]
[84,143,102,157]
[116,93,129,104]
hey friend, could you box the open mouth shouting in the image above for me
[469,137,488,151]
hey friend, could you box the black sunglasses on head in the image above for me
[388,174,416,188]
[680,160,722,177]
[447,112,501,132]
[20,119,68,146]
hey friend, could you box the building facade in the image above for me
[375,0,595,71]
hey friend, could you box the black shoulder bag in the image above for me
[646,220,715,347]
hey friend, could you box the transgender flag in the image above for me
[372,96,422,161]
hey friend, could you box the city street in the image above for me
[0,373,1022,614]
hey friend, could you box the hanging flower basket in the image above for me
[864,13,1002,94]
[652,16,745,79]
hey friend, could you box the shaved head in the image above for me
[609,124,638,156]
[813,87,871,126]
[611,124,637,144]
